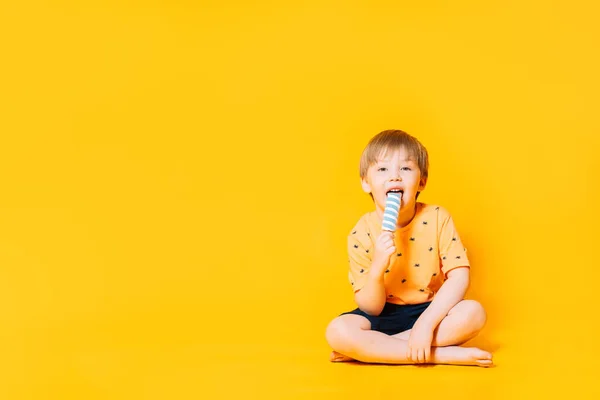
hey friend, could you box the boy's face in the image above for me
[361,147,427,217]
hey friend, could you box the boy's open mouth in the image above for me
[386,189,403,195]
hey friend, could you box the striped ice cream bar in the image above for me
[382,192,401,231]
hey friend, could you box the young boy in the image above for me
[325,130,493,367]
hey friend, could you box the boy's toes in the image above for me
[476,358,494,367]
[469,348,493,367]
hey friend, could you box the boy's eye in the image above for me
[378,167,411,172]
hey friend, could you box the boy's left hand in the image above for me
[406,322,434,363]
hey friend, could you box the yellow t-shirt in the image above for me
[347,202,470,305]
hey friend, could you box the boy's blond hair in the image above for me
[359,130,429,200]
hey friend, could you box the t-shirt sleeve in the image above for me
[347,225,373,292]
[437,208,470,278]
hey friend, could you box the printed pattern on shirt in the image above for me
[346,203,470,305]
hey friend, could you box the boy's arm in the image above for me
[415,266,470,330]
[354,261,388,316]
[348,231,395,316]
[420,206,471,329]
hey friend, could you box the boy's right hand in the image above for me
[370,231,396,276]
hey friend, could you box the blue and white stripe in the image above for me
[382,192,401,231]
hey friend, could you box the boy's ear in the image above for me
[361,178,372,194]
[418,176,427,191]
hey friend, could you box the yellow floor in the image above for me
[2,323,597,399]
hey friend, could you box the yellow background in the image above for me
[1,1,599,398]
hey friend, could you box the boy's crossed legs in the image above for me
[325,299,493,367]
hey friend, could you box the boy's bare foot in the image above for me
[438,347,493,367]
[330,347,493,367]
[330,351,355,362]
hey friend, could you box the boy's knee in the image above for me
[325,317,360,351]
[325,318,347,346]
[462,300,487,331]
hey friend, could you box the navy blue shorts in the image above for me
[340,301,432,335]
